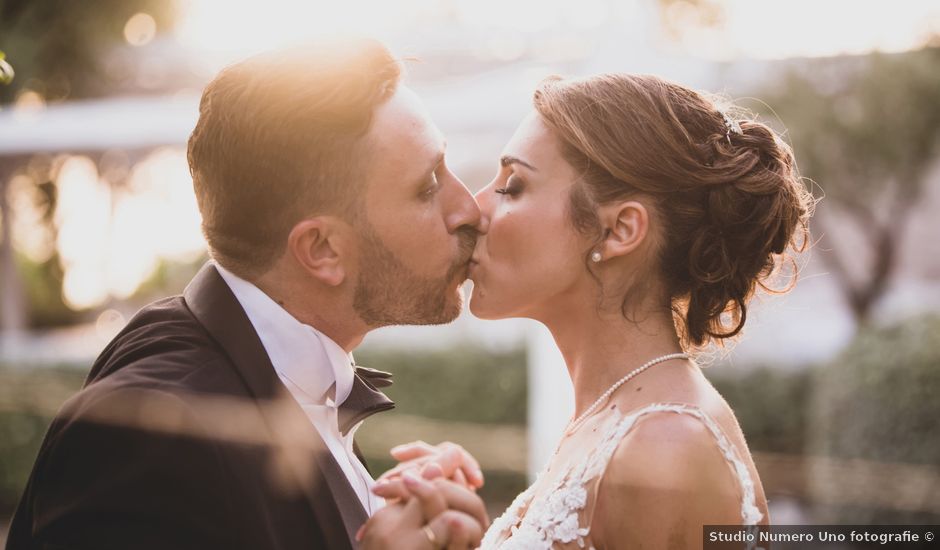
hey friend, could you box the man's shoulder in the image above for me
[85,294,246,398]
[45,289,265,454]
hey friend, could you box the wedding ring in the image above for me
[422,525,440,548]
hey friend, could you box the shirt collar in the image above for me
[215,262,355,406]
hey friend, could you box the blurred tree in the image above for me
[760,47,940,324]
[0,0,174,105]
[0,0,175,331]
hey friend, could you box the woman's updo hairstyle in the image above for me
[533,73,813,349]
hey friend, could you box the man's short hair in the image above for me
[187,38,402,278]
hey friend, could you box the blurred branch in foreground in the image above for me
[2,371,937,521]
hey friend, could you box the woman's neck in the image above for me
[542,304,686,420]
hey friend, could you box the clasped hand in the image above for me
[358,441,488,549]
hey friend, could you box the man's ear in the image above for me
[287,218,349,286]
[595,200,650,261]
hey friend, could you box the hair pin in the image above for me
[722,111,743,144]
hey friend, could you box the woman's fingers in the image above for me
[371,465,453,501]
[437,444,484,489]
[403,472,448,522]
[378,461,423,483]
[384,441,485,490]
[427,510,484,550]
[443,443,482,476]
[357,495,484,550]
[421,461,444,479]
[426,478,489,527]
[388,474,489,528]
[371,478,410,500]
[390,440,437,461]
[452,467,468,487]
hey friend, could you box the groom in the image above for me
[7,39,487,549]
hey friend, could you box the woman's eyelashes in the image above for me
[495,175,524,197]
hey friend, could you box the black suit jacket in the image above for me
[7,263,388,550]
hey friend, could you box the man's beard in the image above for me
[353,223,477,328]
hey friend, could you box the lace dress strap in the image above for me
[479,402,763,550]
[585,402,763,526]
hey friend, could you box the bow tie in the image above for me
[337,366,395,435]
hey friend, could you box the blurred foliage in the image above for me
[810,313,940,465]
[355,345,527,425]
[18,252,84,328]
[0,1,176,333]
[0,50,13,85]
[0,0,175,104]
[0,365,86,516]
[808,313,940,523]
[9,168,82,328]
[131,254,210,306]
[759,47,940,323]
[707,366,811,454]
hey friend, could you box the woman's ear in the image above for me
[595,200,650,261]
[287,218,349,286]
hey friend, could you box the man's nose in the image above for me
[472,184,494,235]
[444,177,487,235]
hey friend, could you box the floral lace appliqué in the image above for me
[480,468,591,550]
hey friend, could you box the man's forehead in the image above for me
[371,86,444,154]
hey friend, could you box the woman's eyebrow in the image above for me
[500,155,537,172]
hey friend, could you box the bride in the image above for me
[379,72,812,549]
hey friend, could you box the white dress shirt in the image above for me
[216,263,384,515]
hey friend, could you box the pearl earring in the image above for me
[591,251,602,263]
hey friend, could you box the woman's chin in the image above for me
[467,285,506,320]
[468,294,510,321]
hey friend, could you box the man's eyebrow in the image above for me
[416,150,445,188]
[500,155,537,171]
[430,140,447,171]
[429,150,445,173]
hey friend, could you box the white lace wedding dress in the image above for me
[480,402,763,550]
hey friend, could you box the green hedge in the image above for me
[355,345,527,425]
[810,314,940,465]
[0,366,87,516]
[807,314,940,523]
[707,365,812,455]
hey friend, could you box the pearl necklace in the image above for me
[565,352,689,435]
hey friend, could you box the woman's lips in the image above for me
[468,258,479,278]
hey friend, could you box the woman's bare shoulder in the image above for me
[591,408,745,549]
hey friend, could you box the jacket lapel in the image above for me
[183,262,368,548]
